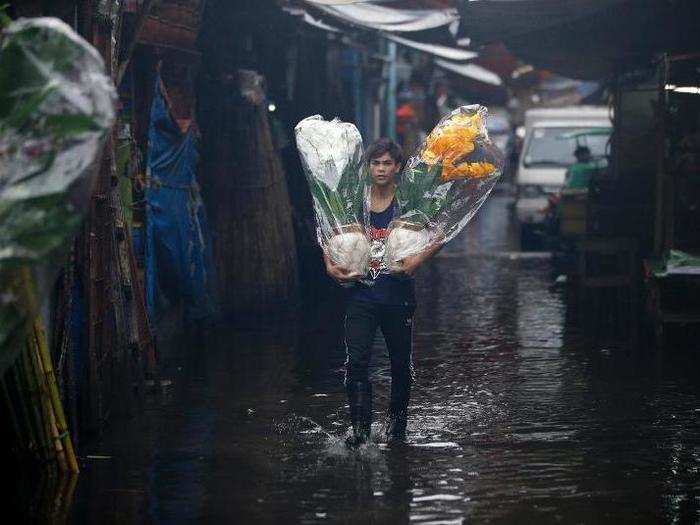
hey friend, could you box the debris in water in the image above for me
[413,494,462,502]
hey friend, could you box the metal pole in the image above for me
[386,39,397,141]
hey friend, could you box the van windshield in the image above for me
[523,127,610,168]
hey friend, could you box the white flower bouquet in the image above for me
[295,116,369,277]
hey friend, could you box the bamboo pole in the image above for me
[26,329,66,472]
[45,394,69,473]
[32,320,80,473]
[9,267,51,461]
[55,472,79,524]
[20,340,53,464]
[3,267,80,472]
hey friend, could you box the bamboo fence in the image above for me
[2,269,79,474]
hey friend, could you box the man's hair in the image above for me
[365,137,404,166]
[574,145,591,160]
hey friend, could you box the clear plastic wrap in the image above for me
[0,17,115,367]
[384,105,503,272]
[295,115,369,277]
[0,17,116,268]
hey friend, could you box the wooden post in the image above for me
[653,54,669,255]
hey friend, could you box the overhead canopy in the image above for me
[302,0,459,32]
[435,58,502,86]
[286,2,505,87]
[288,6,478,62]
[386,33,477,62]
[458,0,700,80]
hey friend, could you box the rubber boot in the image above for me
[385,381,410,443]
[345,381,372,448]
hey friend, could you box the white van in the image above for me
[515,106,612,238]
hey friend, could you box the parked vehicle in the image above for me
[514,106,612,247]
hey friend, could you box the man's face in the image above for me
[369,152,400,187]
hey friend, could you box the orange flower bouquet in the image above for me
[385,105,503,271]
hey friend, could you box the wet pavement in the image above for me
[61,195,700,523]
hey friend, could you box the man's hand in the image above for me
[324,252,361,284]
[391,237,444,277]
[394,253,424,277]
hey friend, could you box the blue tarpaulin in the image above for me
[145,76,217,323]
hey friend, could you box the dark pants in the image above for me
[344,300,415,415]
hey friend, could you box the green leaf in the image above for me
[0,5,11,29]
[45,113,102,136]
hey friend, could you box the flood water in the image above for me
[41,195,700,523]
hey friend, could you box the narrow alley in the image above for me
[65,195,700,523]
[3,2,700,524]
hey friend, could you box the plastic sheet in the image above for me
[0,17,116,268]
[295,115,369,277]
[384,105,503,272]
[145,76,217,323]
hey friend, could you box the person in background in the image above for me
[564,145,595,190]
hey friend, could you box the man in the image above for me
[324,138,440,447]
[564,145,595,190]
